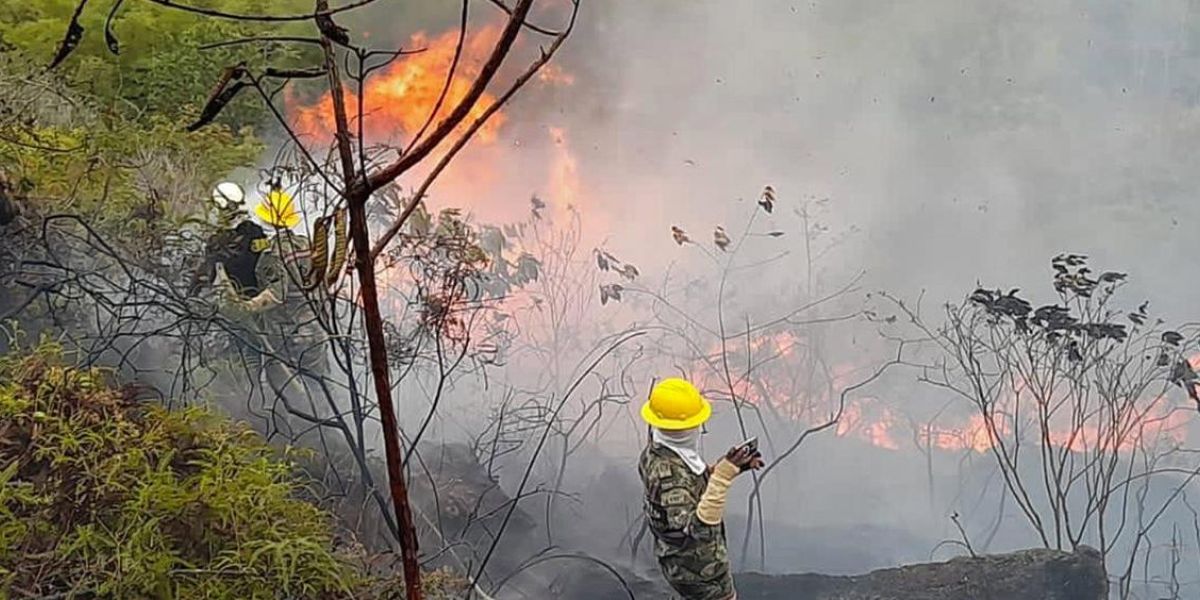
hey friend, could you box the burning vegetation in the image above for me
[4,1,1200,599]
[289,25,511,145]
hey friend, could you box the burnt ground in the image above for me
[562,546,1107,600]
[739,546,1107,600]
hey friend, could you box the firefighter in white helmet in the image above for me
[215,183,327,406]
[192,182,267,297]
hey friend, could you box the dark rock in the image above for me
[735,546,1107,600]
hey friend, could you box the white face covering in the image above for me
[653,426,707,475]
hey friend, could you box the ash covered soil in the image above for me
[564,546,1106,600]
[735,546,1106,600]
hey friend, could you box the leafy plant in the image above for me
[0,341,361,598]
[0,0,313,128]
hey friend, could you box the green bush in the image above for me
[0,343,360,599]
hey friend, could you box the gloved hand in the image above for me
[695,447,764,526]
[213,264,239,304]
[724,444,765,473]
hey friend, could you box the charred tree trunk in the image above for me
[318,3,422,594]
[347,190,423,599]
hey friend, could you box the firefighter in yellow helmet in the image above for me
[215,185,327,406]
[638,378,763,600]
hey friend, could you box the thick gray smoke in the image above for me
[277,1,1200,597]
[528,0,1200,315]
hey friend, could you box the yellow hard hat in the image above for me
[254,188,300,229]
[641,378,711,430]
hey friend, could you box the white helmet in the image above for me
[211,182,245,209]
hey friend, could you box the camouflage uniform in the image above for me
[252,230,328,379]
[193,210,267,383]
[639,442,735,600]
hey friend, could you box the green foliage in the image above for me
[0,0,319,253]
[0,0,314,128]
[0,85,262,243]
[0,342,361,598]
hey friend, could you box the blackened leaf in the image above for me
[187,66,249,132]
[714,226,731,251]
[620,263,639,280]
[1170,359,1197,385]
[595,250,609,271]
[49,0,90,70]
[1162,331,1184,347]
[104,0,125,55]
[671,226,689,245]
[263,67,327,79]
[969,288,995,305]
[767,231,785,237]
[599,283,624,305]
[759,185,776,213]
[187,81,247,131]
[316,12,351,47]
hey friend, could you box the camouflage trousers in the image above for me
[256,316,331,410]
[660,561,736,600]
[219,313,333,438]
[656,537,736,600]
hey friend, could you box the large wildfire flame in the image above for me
[287,22,582,225]
[290,24,508,145]
[693,330,1197,455]
[290,23,1196,459]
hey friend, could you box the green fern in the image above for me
[0,343,362,598]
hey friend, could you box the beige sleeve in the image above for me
[242,288,281,312]
[696,459,740,525]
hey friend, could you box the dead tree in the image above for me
[885,254,1200,598]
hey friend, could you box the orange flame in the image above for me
[691,332,1197,455]
[290,24,510,145]
[837,401,901,450]
[286,22,588,226]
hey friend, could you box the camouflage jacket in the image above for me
[251,231,328,373]
[254,231,311,316]
[639,442,734,600]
